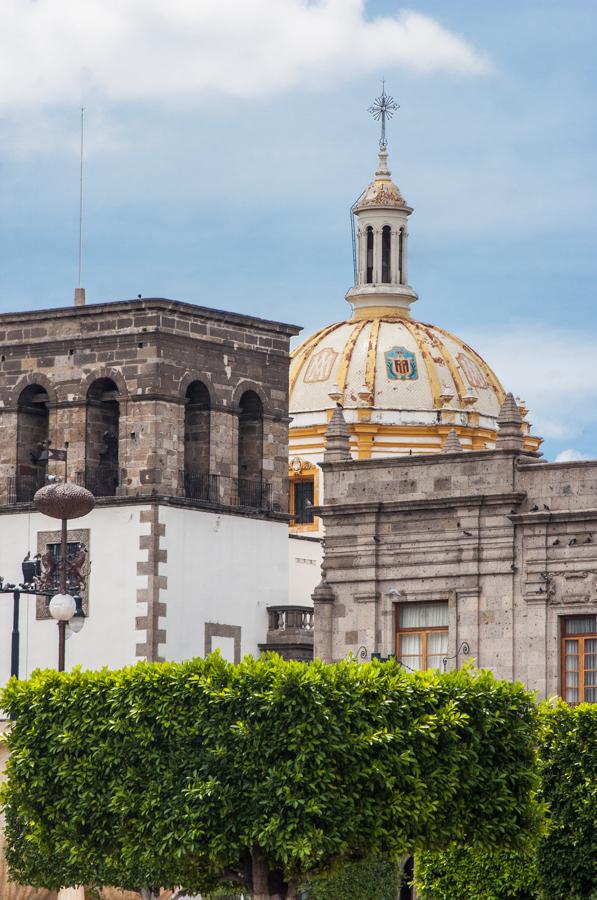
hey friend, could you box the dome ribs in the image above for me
[402,319,443,410]
[418,322,466,407]
[433,324,506,406]
[289,321,342,395]
[364,317,381,398]
[336,319,368,401]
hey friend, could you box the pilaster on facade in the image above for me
[136,505,167,662]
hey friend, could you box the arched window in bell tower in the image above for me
[381,225,391,283]
[366,226,374,284]
[398,227,404,284]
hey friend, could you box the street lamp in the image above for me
[68,596,86,634]
[33,479,95,672]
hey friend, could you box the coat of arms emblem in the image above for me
[385,346,418,380]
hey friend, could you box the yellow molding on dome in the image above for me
[289,322,342,395]
[417,322,467,406]
[337,319,369,397]
[365,317,381,397]
[352,306,411,320]
[401,319,443,409]
[433,324,507,405]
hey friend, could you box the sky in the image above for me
[0,0,596,462]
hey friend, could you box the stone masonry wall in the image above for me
[317,449,597,699]
[0,298,300,514]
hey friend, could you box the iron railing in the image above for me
[5,472,47,504]
[76,466,119,498]
[0,468,275,513]
[234,477,273,511]
[181,470,220,503]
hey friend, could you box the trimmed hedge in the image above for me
[415,702,597,900]
[1,656,540,897]
[303,856,400,900]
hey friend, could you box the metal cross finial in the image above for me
[368,81,399,150]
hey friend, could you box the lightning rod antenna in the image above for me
[75,106,86,306]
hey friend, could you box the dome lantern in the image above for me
[346,85,418,321]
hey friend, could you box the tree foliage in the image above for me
[302,855,401,900]
[415,702,597,900]
[0,655,540,900]
[537,702,597,899]
[415,843,539,899]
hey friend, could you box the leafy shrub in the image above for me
[415,843,539,899]
[303,856,400,900]
[415,702,597,900]
[537,702,597,899]
[1,655,540,898]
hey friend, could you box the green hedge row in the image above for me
[415,702,597,900]
[303,856,400,900]
[0,655,540,897]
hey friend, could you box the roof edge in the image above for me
[0,297,302,337]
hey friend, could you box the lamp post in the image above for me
[0,567,54,681]
[33,480,94,672]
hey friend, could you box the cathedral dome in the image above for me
[290,313,541,453]
[288,91,541,464]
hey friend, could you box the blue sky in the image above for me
[1,0,596,461]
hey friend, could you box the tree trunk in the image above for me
[139,888,161,900]
[251,847,297,900]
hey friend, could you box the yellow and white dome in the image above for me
[288,138,541,463]
[290,313,539,457]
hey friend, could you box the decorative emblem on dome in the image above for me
[304,348,337,383]
[457,353,488,389]
[385,346,418,381]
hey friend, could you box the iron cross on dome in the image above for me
[368,81,399,150]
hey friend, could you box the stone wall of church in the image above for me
[0,298,299,514]
[316,449,597,699]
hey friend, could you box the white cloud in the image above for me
[0,2,490,110]
[460,324,597,450]
[555,449,592,463]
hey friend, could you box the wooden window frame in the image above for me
[560,615,597,705]
[395,604,449,671]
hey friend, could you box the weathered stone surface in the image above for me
[318,447,597,699]
[0,298,300,515]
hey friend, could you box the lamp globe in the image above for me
[49,593,77,621]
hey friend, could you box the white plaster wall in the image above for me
[288,535,321,606]
[0,505,147,687]
[160,506,289,662]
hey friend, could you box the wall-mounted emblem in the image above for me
[385,346,418,380]
[457,353,488,389]
[303,347,338,383]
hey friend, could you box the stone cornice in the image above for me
[320,450,541,472]
[0,297,301,337]
[314,491,526,517]
[517,459,597,472]
[0,493,291,524]
[0,322,292,360]
[510,509,597,525]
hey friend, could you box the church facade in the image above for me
[314,401,597,703]
[287,101,541,615]
[290,89,596,703]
